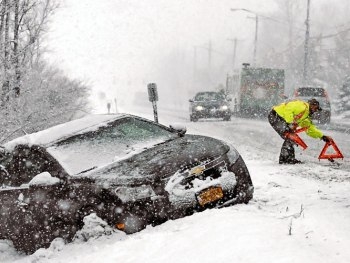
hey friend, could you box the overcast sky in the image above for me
[44,0,279,112]
[44,0,349,113]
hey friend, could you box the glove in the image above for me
[321,135,332,142]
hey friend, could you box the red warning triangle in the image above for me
[318,140,344,160]
[285,132,308,150]
[284,126,309,150]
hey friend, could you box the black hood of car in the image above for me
[74,134,229,186]
[193,100,227,107]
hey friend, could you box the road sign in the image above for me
[147,83,159,123]
[147,83,158,102]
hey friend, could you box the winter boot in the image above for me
[279,139,302,164]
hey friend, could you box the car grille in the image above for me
[178,157,215,173]
[179,157,227,189]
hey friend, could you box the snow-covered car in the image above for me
[189,91,232,121]
[293,86,331,124]
[0,114,253,254]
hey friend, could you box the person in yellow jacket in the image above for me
[268,98,332,164]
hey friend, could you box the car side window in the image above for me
[116,118,172,141]
[5,145,64,186]
[195,93,204,101]
[297,87,325,97]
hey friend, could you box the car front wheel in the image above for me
[115,211,147,234]
[190,115,198,122]
[223,115,231,121]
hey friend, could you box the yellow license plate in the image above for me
[197,187,224,206]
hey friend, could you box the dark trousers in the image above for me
[268,110,296,162]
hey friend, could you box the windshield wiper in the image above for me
[77,166,97,175]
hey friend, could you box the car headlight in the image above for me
[113,185,155,202]
[226,143,240,164]
[195,105,204,111]
[221,105,229,111]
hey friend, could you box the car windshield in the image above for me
[194,92,224,101]
[297,96,331,109]
[296,87,326,97]
[47,117,177,175]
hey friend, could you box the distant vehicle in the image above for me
[0,114,253,254]
[189,91,232,121]
[226,64,285,118]
[292,86,331,124]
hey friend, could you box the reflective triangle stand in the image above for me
[285,127,308,150]
[318,139,344,163]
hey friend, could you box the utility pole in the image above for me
[233,38,237,69]
[193,46,197,81]
[227,38,238,69]
[194,41,213,80]
[286,0,294,71]
[208,40,212,72]
[253,15,258,66]
[231,9,259,66]
[303,0,311,83]
[247,14,259,66]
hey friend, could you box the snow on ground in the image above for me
[1,108,349,263]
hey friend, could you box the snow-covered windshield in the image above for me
[194,92,224,101]
[47,117,177,175]
[296,87,326,97]
[297,96,331,109]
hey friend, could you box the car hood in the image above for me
[192,100,228,107]
[73,134,229,186]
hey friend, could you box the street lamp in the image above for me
[231,8,258,66]
[303,0,311,83]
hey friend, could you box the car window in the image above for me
[1,145,64,186]
[195,92,224,101]
[296,87,325,97]
[297,96,331,108]
[47,117,177,175]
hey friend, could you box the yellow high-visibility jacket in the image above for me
[273,100,323,138]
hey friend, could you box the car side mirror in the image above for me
[169,124,187,137]
[29,172,61,187]
[0,165,9,186]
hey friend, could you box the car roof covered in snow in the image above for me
[3,114,129,151]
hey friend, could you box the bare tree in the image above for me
[0,0,91,143]
[1,0,10,103]
[0,0,57,102]
[0,62,91,142]
[13,0,19,96]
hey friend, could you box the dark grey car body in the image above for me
[189,92,232,121]
[0,114,253,254]
[293,86,331,124]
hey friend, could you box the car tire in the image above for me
[324,116,331,124]
[117,211,147,234]
[10,227,37,254]
[190,115,198,122]
[114,203,149,234]
[12,215,77,255]
[223,115,231,121]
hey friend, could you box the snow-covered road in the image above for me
[1,109,349,263]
